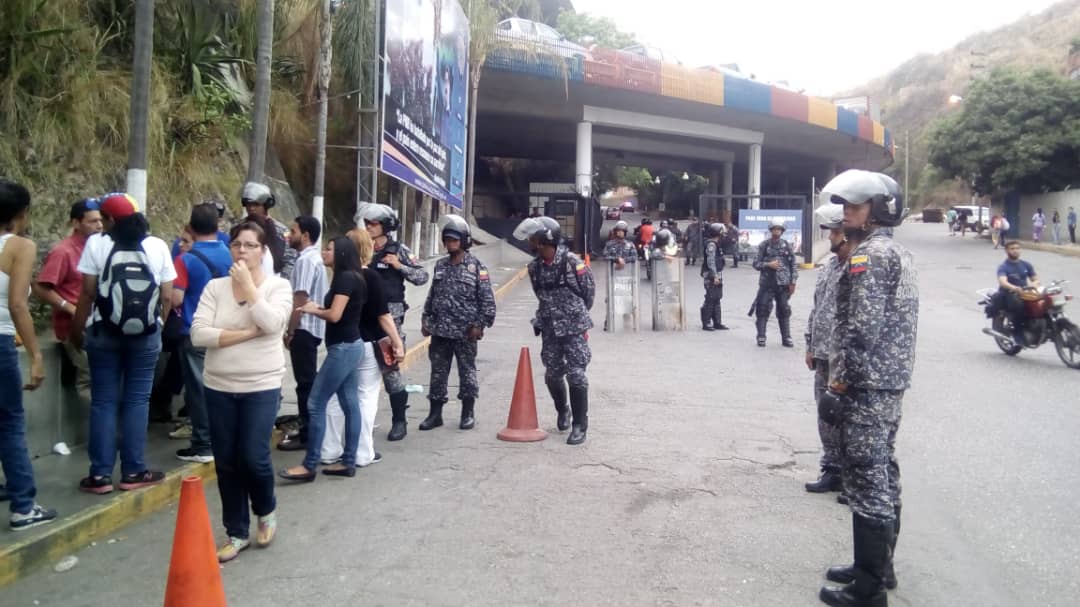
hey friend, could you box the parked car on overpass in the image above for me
[496,18,590,60]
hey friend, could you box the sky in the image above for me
[569,0,1063,96]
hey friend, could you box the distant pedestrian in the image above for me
[514,216,595,445]
[989,214,1002,249]
[1051,210,1061,245]
[1068,207,1077,244]
[684,217,702,265]
[419,216,496,431]
[190,220,293,562]
[1032,208,1046,243]
[0,180,57,531]
[945,208,957,236]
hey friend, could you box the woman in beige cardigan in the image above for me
[190,221,293,563]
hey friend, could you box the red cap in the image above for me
[99,193,139,219]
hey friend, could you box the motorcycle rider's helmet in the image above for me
[705,222,726,238]
[361,203,401,233]
[513,216,561,246]
[815,204,844,230]
[821,169,907,228]
[440,214,472,249]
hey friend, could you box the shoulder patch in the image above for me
[478,268,490,281]
[575,262,587,275]
[849,255,869,274]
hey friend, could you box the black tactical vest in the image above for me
[371,240,406,303]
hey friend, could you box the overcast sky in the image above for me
[570,0,1063,95]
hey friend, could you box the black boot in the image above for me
[713,304,729,330]
[756,316,768,347]
[820,515,892,606]
[387,390,408,441]
[827,507,899,590]
[567,385,588,445]
[459,397,476,430]
[546,378,570,431]
[701,307,715,331]
[779,316,794,348]
[419,399,445,430]
[805,468,843,493]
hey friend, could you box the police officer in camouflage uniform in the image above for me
[817,170,917,606]
[361,203,430,441]
[514,217,596,445]
[419,215,496,431]
[752,219,798,347]
[603,221,636,267]
[803,205,850,494]
[701,222,728,331]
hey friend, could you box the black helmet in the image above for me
[513,216,561,246]
[361,203,400,233]
[705,222,725,238]
[822,169,906,228]
[440,214,472,249]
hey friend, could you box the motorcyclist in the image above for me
[990,240,1040,345]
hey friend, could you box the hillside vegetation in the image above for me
[842,0,1080,207]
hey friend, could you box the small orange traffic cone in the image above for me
[164,477,227,607]
[497,347,548,442]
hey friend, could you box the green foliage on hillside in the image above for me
[556,10,638,48]
[927,68,1080,195]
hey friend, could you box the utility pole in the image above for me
[313,0,333,233]
[126,0,154,213]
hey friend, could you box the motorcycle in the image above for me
[976,279,1080,368]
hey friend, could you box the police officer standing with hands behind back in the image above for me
[816,170,918,607]
[513,216,595,445]
[752,218,798,347]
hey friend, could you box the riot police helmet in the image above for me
[654,229,672,248]
[360,203,401,233]
[705,222,726,238]
[440,214,472,249]
[815,204,845,230]
[821,169,906,227]
[768,218,786,232]
[512,216,561,246]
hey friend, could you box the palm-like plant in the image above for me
[159,0,247,101]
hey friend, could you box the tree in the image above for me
[246,0,274,184]
[126,0,155,212]
[926,68,1080,195]
[555,11,637,49]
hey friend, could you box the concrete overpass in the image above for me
[477,40,894,214]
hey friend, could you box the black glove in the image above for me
[531,318,541,337]
[818,389,851,426]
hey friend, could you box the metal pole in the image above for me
[904,129,910,202]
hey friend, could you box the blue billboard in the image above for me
[737,208,803,254]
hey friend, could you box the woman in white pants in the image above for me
[322,228,403,466]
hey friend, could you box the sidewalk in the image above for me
[0,262,528,588]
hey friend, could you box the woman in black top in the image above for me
[280,236,368,480]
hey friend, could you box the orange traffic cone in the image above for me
[164,477,227,607]
[497,347,548,442]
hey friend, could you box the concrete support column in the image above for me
[576,122,593,198]
[722,161,734,220]
[747,143,762,209]
[706,169,720,219]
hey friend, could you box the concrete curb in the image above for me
[0,264,530,588]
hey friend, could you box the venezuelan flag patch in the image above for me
[575,262,586,275]
[849,255,869,274]
[478,269,490,281]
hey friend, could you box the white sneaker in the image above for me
[10,504,58,531]
[168,424,192,440]
[356,452,383,468]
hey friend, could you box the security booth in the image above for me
[605,259,640,332]
[650,256,686,331]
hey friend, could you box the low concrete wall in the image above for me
[1018,191,1080,242]
[19,340,87,459]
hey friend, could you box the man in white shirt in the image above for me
[279,216,328,451]
[71,193,177,495]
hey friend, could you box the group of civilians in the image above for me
[0,180,409,565]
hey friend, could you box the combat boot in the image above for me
[820,515,892,606]
[712,305,729,330]
[805,467,843,493]
[779,316,794,348]
[701,308,715,331]
[827,506,899,590]
[567,385,589,445]
[419,398,445,431]
[459,397,476,430]
[387,390,409,441]
[546,378,570,431]
[756,316,768,347]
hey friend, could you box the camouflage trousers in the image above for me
[841,389,903,523]
[814,359,843,472]
[380,309,407,395]
[541,332,591,389]
[427,336,478,402]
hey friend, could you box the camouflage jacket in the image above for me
[421,252,496,339]
[528,246,595,337]
[603,239,637,264]
[830,228,919,390]
[805,254,843,360]
[753,237,798,286]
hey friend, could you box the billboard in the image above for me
[737,209,803,255]
[381,0,469,208]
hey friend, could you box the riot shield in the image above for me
[651,257,686,331]
[605,259,640,332]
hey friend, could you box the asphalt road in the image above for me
[8,223,1080,606]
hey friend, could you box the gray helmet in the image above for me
[654,229,672,248]
[705,222,725,238]
[815,204,844,230]
[360,203,400,233]
[821,169,906,227]
[768,218,786,232]
[613,220,629,233]
[513,216,561,246]
[440,214,471,248]
[241,182,275,209]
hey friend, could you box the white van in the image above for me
[951,205,991,233]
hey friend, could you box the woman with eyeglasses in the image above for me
[190,221,292,562]
[280,236,369,481]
